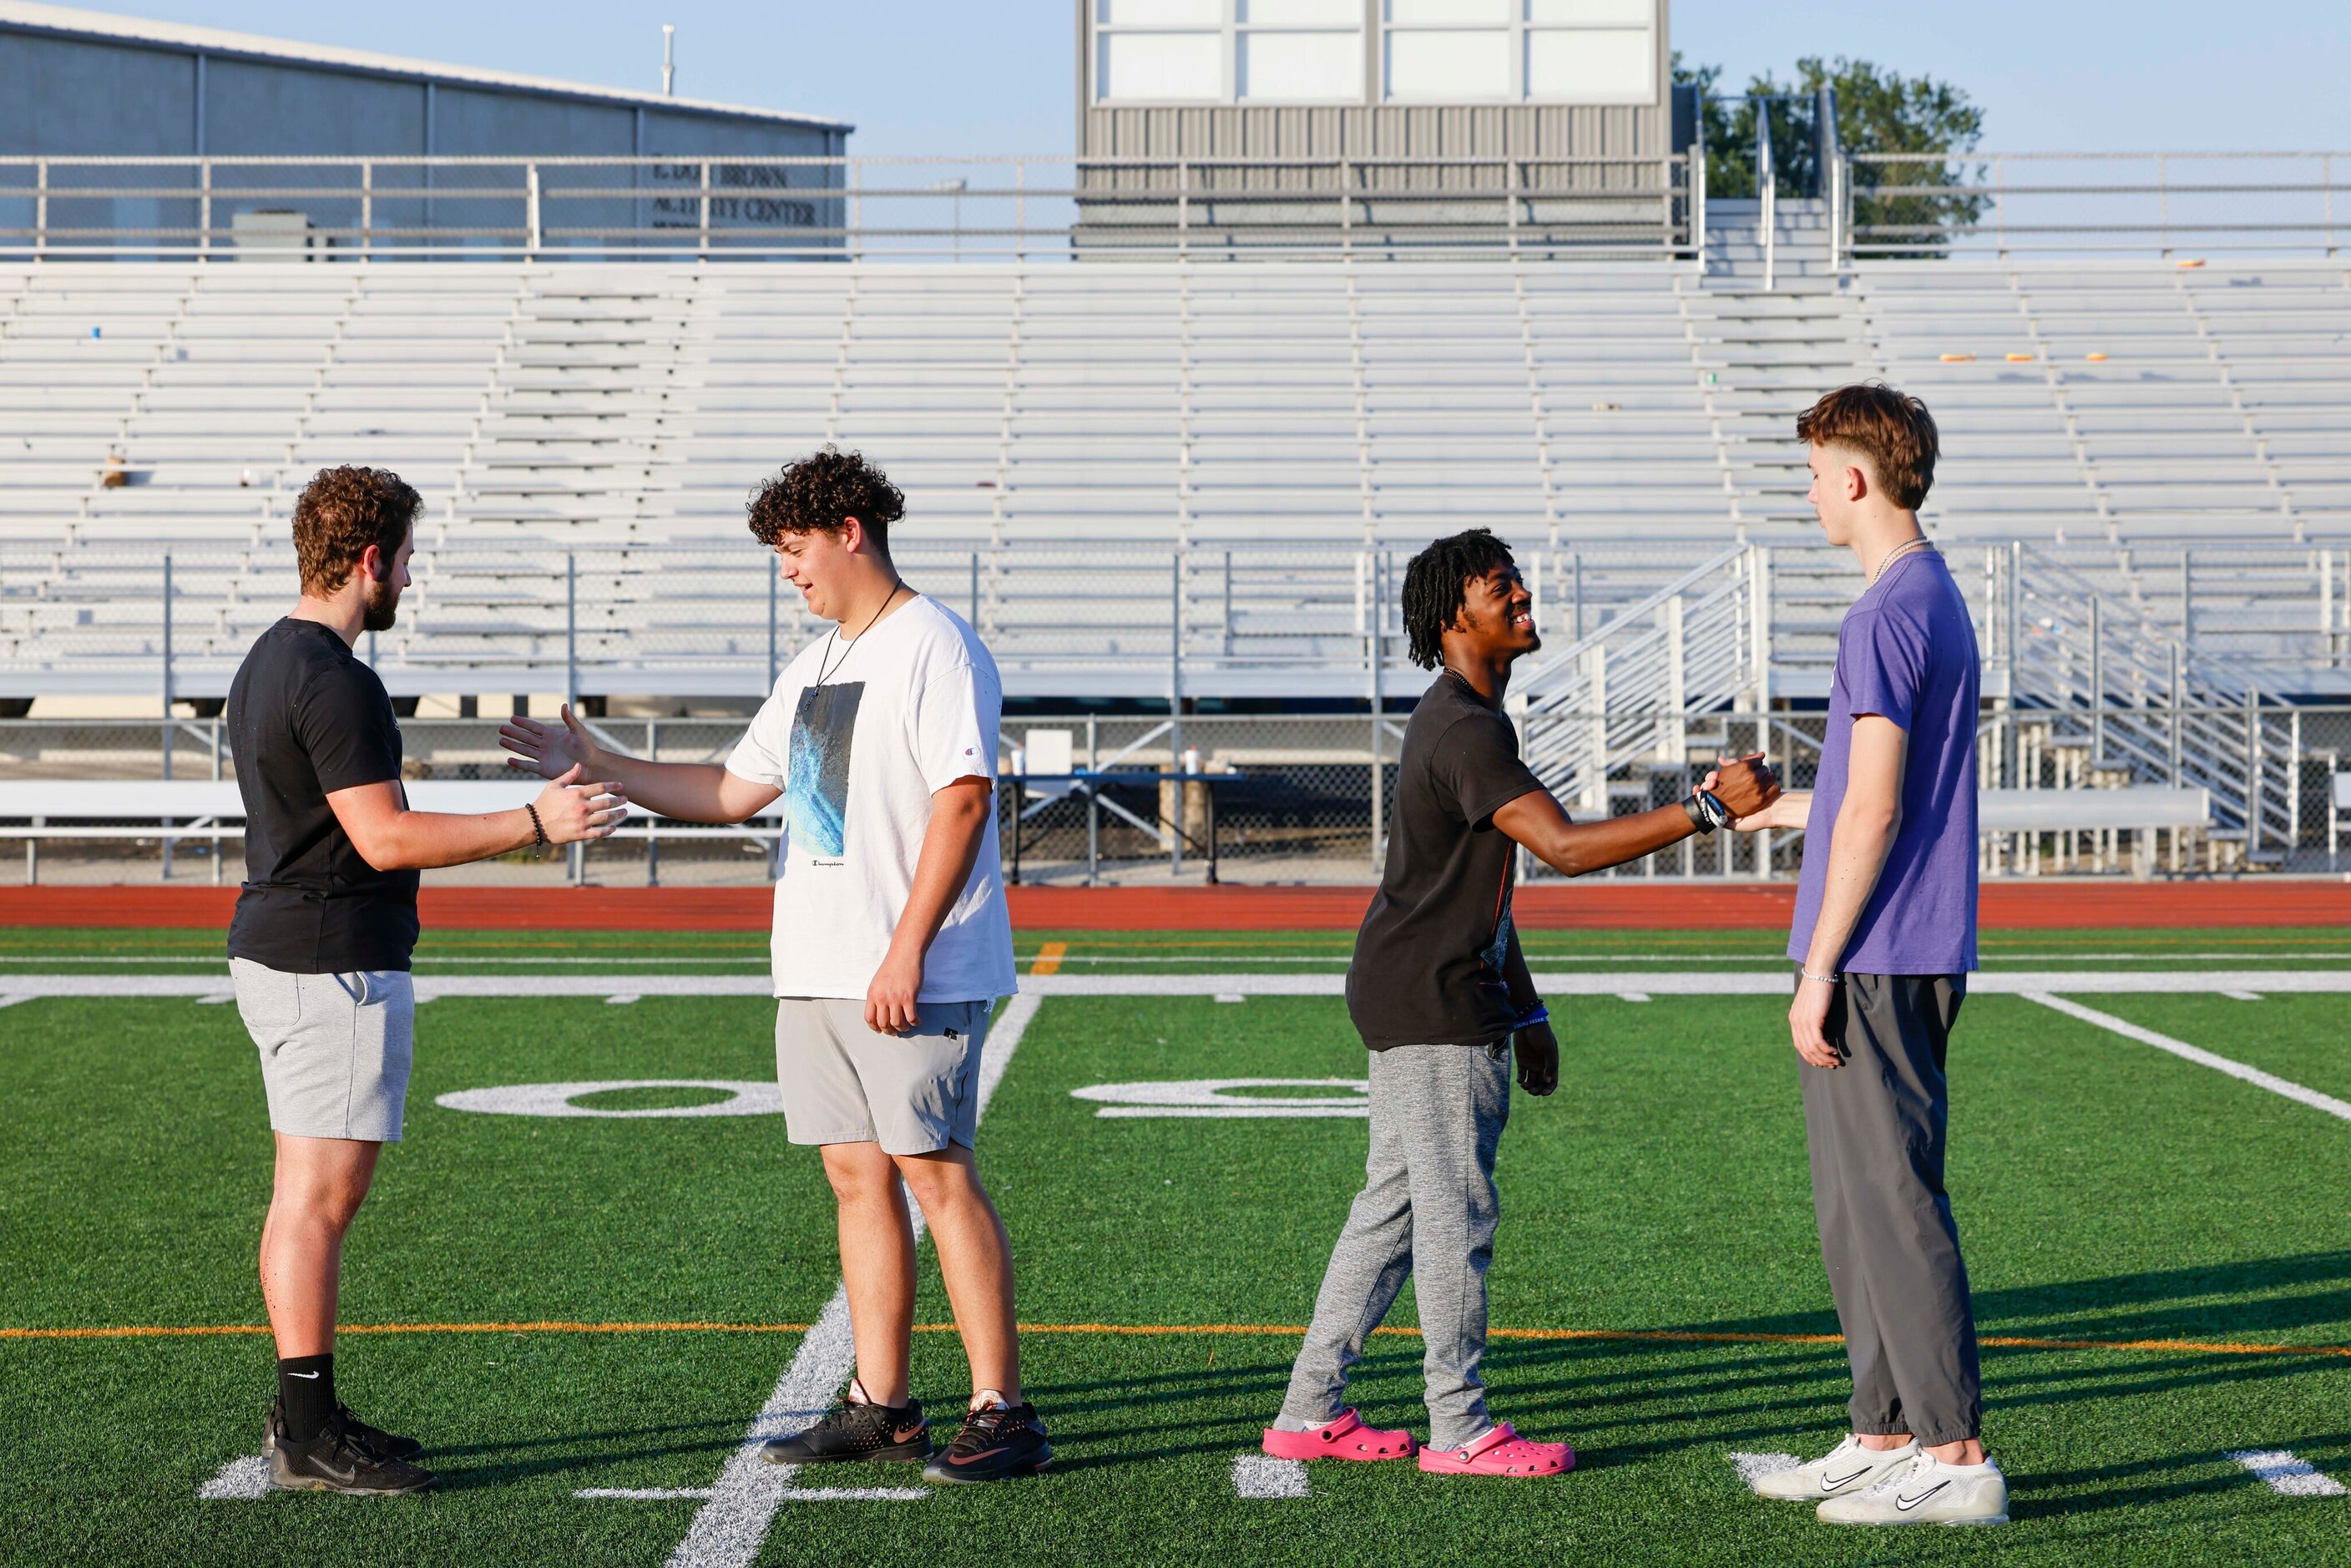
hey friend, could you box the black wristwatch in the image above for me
[1681,792,1728,835]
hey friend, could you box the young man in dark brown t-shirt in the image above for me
[1261,529,1778,1477]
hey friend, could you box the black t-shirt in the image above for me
[225,619,420,973]
[1346,671,1545,1050]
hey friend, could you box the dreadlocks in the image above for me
[1401,528,1518,670]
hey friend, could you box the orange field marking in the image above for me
[1030,941,1069,976]
[10,1318,2351,1362]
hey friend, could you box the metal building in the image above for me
[1073,0,1691,254]
[0,2,851,256]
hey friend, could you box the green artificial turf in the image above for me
[5,929,2351,1564]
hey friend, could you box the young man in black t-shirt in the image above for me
[1261,529,1778,1478]
[226,467,625,1495]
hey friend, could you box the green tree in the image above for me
[1674,54,1988,254]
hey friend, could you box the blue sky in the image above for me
[89,2,2351,155]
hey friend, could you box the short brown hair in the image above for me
[1795,383,1939,510]
[746,447,906,554]
[293,466,419,595]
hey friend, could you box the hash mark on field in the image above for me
[195,993,233,1005]
[1730,1451,1802,1490]
[1232,1452,1312,1499]
[1618,991,1652,1003]
[0,994,25,1009]
[2223,990,2263,1002]
[1030,942,1069,976]
[579,1487,715,1500]
[196,1454,270,1500]
[605,994,641,1006]
[2023,994,2351,1124]
[1215,993,1245,1004]
[661,993,1040,1567]
[2231,1449,2348,1496]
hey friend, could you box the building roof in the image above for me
[0,2,852,132]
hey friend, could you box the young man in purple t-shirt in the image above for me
[1728,384,2005,1526]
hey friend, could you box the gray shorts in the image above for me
[230,958,416,1143]
[775,996,992,1156]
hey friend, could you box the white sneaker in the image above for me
[1816,1452,2009,1525]
[1750,1434,1918,1500]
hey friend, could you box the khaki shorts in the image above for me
[775,997,992,1156]
[230,957,416,1143]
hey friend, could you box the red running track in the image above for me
[3,882,2349,932]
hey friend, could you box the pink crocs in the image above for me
[1261,1409,1418,1463]
[1415,1423,1573,1477]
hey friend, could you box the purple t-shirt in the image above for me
[1787,549,1980,975]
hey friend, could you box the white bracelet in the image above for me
[1800,969,1839,986]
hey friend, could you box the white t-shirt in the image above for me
[726,594,1017,1003]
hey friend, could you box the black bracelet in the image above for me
[524,802,548,848]
[1681,794,1716,836]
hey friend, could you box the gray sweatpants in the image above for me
[1802,970,1981,1446]
[1278,1040,1510,1450]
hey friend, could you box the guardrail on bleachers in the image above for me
[6,541,2347,706]
[0,154,1700,262]
[1843,151,2351,260]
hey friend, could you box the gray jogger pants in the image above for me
[1278,1039,1510,1450]
[1801,969,1981,1446]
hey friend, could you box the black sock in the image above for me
[278,1353,336,1444]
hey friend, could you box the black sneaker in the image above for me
[266,1414,437,1495]
[265,1398,424,1464]
[760,1396,931,1465]
[921,1401,1052,1485]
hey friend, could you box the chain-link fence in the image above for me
[12,706,2351,885]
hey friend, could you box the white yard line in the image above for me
[20,970,2351,1002]
[1729,1451,1802,1491]
[657,993,1040,1568]
[1231,1451,1312,1499]
[2230,1449,2348,1497]
[0,994,26,1009]
[2023,994,2351,1124]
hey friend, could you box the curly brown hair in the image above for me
[1795,383,1939,510]
[292,465,420,595]
[746,447,906,555]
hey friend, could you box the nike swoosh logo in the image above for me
[287,1371,321,1379]
[1895,1479,1951,1512]
[1820,1466,1872,1491]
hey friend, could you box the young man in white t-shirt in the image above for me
[500,448,1044,1483]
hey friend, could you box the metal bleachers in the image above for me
[2,256,2348,699]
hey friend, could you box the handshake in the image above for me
[1697,753,1784,829]
[523,763,630,846]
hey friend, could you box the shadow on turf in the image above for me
[419,1416,752,1490]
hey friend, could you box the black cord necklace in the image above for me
[815,581,907,687]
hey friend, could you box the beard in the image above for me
[361,574,401,632]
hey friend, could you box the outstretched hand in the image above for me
[500,702,604,782]
[531,763,629,846]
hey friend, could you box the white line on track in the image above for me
[1729,1451,1802,1490]
[2023,994,2351,1123]
[19,970,2351,1002]
[656,992,1040,1568]
[1231,1452,1312,1499]
[2230,1449,2348,1497]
